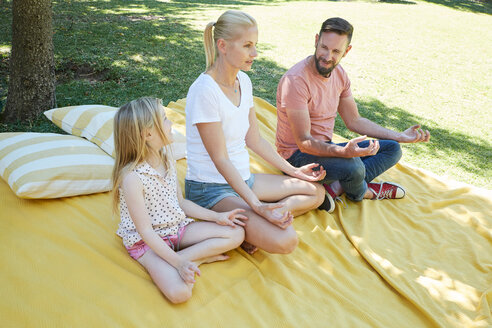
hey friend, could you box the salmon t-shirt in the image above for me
[276,55,352,159]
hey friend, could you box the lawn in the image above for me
[0,0,491,188]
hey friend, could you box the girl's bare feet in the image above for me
[240,241,258,255]
[198,254,230,265]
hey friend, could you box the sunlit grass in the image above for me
[0,0,490,187]
[0,45,10,54]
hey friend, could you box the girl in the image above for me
[112,97,247,304]
[184,10,327,255]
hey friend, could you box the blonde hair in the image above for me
[203,10,257,70]
[111,97,172,213]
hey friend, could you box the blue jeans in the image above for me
[287,140,402,202]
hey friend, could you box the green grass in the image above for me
[0,0,491,188]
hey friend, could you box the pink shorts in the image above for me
[126,225,187,260]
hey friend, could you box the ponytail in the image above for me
[204,22,216,70]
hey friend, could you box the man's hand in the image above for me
[215,209,248,227]
[291,163,326,181]
[399,125,430,143]
[342,136,380,158]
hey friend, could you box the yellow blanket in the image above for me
[1,98,490,327]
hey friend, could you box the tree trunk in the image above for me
[1,0,56,123]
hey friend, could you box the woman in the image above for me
[185,10,327,254]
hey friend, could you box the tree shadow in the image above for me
[49,1,217,106]
[172,0,272,5]
[43,0,294,109]
[426,0,491,14]
[248,57,287,105]
[377,0,416,4]
[1,0,490,183]
[379,0,492,14]
[334,98,492,178]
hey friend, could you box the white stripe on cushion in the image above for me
[81,110,116,139]
[103,133,115,156]
[0,139,98,175]
[8,154,114,186]
[0,132,60,149]
[17,179,112,198]
[60,106,88,133]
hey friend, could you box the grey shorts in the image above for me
[184,174,255,209]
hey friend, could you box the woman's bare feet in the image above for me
[240,241,258,255]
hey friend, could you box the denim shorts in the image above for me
[185,174,255,209]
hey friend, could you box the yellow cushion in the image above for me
[44,105,187,160]
[0,132,114,198]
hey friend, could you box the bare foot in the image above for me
[200,254,230,264]
[363,188,375,199]
[240,241,258,255]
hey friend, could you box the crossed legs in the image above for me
[288,140,402,201]
[137,222,244,304]
[212,173,325,254]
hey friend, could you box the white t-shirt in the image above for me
[185,71,254,183]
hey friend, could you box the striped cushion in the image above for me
[44,105,117,156]
[0,133,114,199]
[44,105,187,160]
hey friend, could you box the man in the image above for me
[276,17,430,212]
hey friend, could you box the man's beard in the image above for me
[314,55,337,77]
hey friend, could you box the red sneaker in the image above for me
[320,184,346,212]
[368,182,405,200]
[320,184,336,213]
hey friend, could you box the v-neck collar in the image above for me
[203,72,243,108]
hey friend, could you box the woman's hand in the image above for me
[176,259,201,284]
[252,202,293,229]
[291,163,326,181]
[215,208,248,227]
